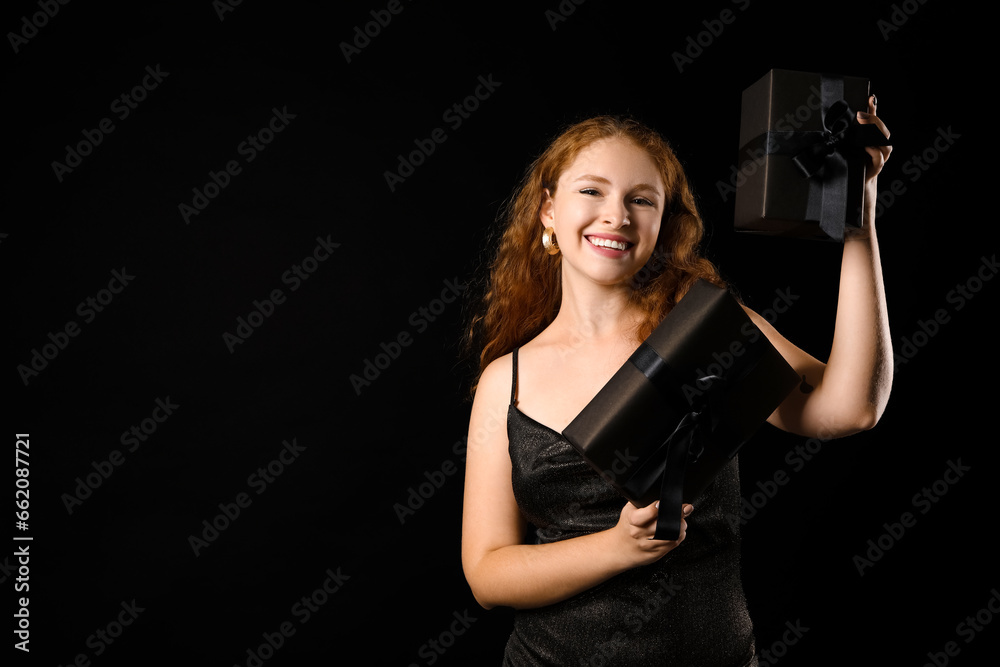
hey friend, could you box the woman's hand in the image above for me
[853,94,892,236]
[857,95,892,188]
[613,501,693,567]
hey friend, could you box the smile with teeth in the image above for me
[586,236,632,251]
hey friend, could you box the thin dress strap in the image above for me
[510,347,519,406]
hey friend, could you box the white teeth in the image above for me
[587,237,628,251]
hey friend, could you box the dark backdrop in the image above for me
[6,1,994,665]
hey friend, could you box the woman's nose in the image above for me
[601,200,630,228]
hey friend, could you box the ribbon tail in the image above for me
[620,438,671,502]
[652,424,696,541]
[818,152,848,240]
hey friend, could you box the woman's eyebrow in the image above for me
[573,173,612,184]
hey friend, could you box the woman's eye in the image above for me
[578,189,653,206]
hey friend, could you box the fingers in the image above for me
[628,502,693,543]
[857,94,891,139]
[857,94,892,176]
[629,502,692,525]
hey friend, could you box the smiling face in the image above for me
[540,137,665,287]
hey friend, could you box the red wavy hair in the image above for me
[464,115,725,393]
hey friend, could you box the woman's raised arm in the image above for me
[752,95,893,439]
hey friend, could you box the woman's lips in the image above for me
[585,235,633,254]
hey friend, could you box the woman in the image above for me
[462,106,892,665]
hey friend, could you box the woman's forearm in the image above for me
[466,528,630,610]
[823,217,894,430]
[465,500,688,610]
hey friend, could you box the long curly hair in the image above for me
[464,115,725,394]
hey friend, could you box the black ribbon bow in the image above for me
[791,99,856,177]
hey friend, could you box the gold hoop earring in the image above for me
[542,227,559,255]
[542,227,560,255]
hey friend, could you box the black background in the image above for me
[5,0,995,665]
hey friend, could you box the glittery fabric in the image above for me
[503,349,757,667]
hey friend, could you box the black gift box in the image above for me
[733,69,889,241]
[562,280,800,539]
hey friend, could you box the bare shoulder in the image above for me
[467,352,515,453]
[476,352,514,406]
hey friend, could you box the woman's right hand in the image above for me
[614,501,693,567]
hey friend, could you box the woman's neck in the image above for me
[548,275,640,350]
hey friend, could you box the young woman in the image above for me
[462,106,892,665]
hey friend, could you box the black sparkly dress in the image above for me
[503,349,758,667]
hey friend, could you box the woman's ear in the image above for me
[539,187,555,226]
